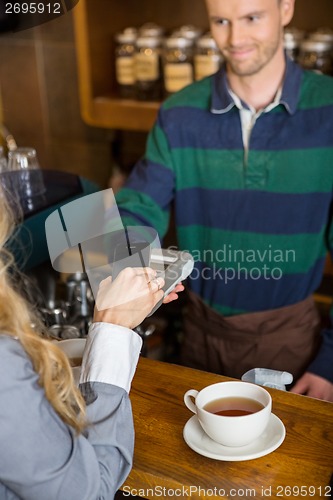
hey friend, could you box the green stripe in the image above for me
[299,71,333,109]
[173,148,244,190]
[163,76,212,111]
[172,148,333,193]
[207,301,247,316]
[262,148,333,193]
[116,188,169,238]
[146,124,173,170]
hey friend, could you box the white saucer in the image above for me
[183,413,285,461]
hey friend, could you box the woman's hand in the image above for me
[93,267,165,329]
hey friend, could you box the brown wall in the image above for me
[0,11,113,188]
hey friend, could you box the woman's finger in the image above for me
[148,276,165,292]
[134,267,157,280]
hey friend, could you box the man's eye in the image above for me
[247,15,260,22]
[214,18,229,26]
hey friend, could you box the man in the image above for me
[114,0,333,401]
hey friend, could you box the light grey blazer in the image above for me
[0,335,136,499]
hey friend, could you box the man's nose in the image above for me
[228,24,246,46]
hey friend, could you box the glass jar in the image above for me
[163,35,194,95]
[123,27,138,37]
[178,24,203,44]
[139,22,165,38]
[194,33,223,80]
[135,36,163,101]
[298,39,333,75]
[283,27,304,61]
[309,28,333,46]
[284,37,299,61]
[115,31,137,98]
[284,27,305,43]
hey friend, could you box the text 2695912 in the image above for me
[5,3,61,14]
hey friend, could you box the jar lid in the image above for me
[115,32,137,44]
[165,35,193,48]
[139,22,165,37]
[311,27,333,35]
[196,35,219,49]
[178,24,203,40]
[284,27,305,42]
[300,39,333,52]
[283,38,298,50]
[136,36,162,48]
[309,32,333,45]
[123,27,138,36]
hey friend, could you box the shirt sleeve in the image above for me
[0,325,141,500]
[307,212,333,383]
[113,107,175,239]
[79,322,142,391]
[307,327,333,382]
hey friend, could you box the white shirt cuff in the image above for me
[79,322,142,393]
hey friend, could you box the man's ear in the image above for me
[280,0,296,27]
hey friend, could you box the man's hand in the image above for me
[291,372,333,402]
[163,283,185,303]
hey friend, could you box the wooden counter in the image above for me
[123,357,333,499]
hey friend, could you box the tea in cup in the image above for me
[184,381,272,447]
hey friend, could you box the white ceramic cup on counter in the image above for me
[55,338,86,384]
[184,381,272,447]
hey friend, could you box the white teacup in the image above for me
[55,338,86,384]
[184,381,272,447]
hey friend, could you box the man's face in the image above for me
[206,0,294,77]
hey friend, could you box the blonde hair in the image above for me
[0,193,86,433]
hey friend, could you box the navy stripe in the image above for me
[251,106,333,150]
[163,106,243,150]
[189,257,326,313]
[162,105,333,151]
[176,189,331,234]
[125,159,174,209]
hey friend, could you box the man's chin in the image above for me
[227,60,264,77]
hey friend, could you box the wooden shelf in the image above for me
[73,0,333,131]
[72,0,207,131]
[85,96,160,131]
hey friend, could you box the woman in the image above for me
[0,194,183,499]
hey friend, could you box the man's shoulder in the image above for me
[300,70,333,107]
[161,75,213,112]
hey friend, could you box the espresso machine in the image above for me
[3,169,98,334]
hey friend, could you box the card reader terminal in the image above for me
[147,249,194,315]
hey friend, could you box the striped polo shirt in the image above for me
[115,58,333,380]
